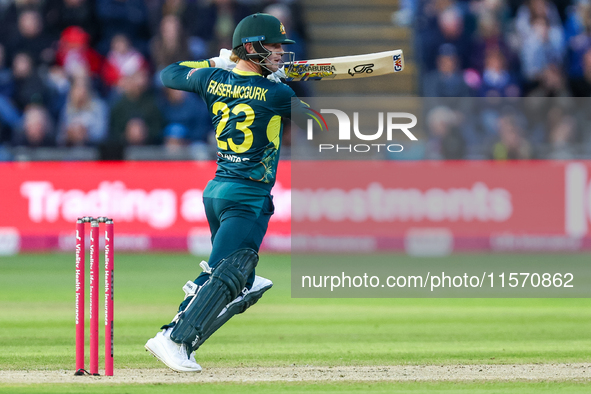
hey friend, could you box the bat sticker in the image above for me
[348,63,374,76]
[393,54,403,72]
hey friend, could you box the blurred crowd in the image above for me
[0,0,306,160]
[2,0,591,162]
[403,0,591,159]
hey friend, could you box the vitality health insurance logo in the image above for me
[305,106,418,154]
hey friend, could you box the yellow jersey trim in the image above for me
[232,69,263,77]
[179,60,211,68]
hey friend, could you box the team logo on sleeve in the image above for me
[187,69,198,79]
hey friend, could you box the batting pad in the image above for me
[170,248,259,350]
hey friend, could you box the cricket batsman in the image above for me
[145,13,309,372]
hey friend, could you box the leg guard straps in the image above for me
[193,276,273,350]
[169,248,258,350]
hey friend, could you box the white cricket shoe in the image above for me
[252,275,273,293]
[219,275,273,316]
[145,328,202,372]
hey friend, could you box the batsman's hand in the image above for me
[210,48,236,71]
[267,66,286,83]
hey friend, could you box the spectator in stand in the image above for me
[150,14,190,72]
[55,26,104,81]
[102,33,148,90]
[123,117,149,145]
[0,44,13,99]
[211,0,248,53]
[5,9,54,67]
[109,69,163,145]
[183,0,252,58]
[158,87,212,144]
[514,0,563,45]
[44,0,99,43]
[526,68,574,149]
[527,64,572,97]
[161,121,212,160]
[422,43,472,97]
[564,0,591,80]
[468,12,518,75]
[478,48,521,97]
[392,0,418,27]
[512,0,565,92]
[519,15,565,91]
[570,47,591,96]
[156,0,209,60]
[469,0,513,27]
[489,111,532,160]
[0,0,44,52]
[0,43,20,143]
[421,5,471,72]
[57,77,108,146]
[44,64,71,120]
[545,112,578,159]
[12,104,54,147]
[143,0,168,37]
[424,105,466,160]
[159,0,189,22]
[95,0,151,56]
[11,52,50,112]
[162,122,189,153]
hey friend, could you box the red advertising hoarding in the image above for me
[291,161,591,253]
[0,161,291,253]
[2,160,591,254]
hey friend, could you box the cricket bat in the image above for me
[284,49,404,81]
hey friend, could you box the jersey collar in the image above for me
[232,68,263,77]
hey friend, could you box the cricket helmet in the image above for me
[232,13,295,49]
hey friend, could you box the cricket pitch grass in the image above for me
[1,253,590,393]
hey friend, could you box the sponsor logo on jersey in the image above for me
[187,69,198,79]
[217,152,251,162]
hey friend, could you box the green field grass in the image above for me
[1,253,590,392]
[1,382,591,394]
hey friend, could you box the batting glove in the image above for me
[267,66,286,83]
[210,48,236,71]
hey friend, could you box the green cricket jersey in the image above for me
[161,61,307,192]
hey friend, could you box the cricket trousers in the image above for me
[194,184,275,289]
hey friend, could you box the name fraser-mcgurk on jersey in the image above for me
[207,80,269,101]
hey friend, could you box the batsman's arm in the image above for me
[160,60,211,93]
